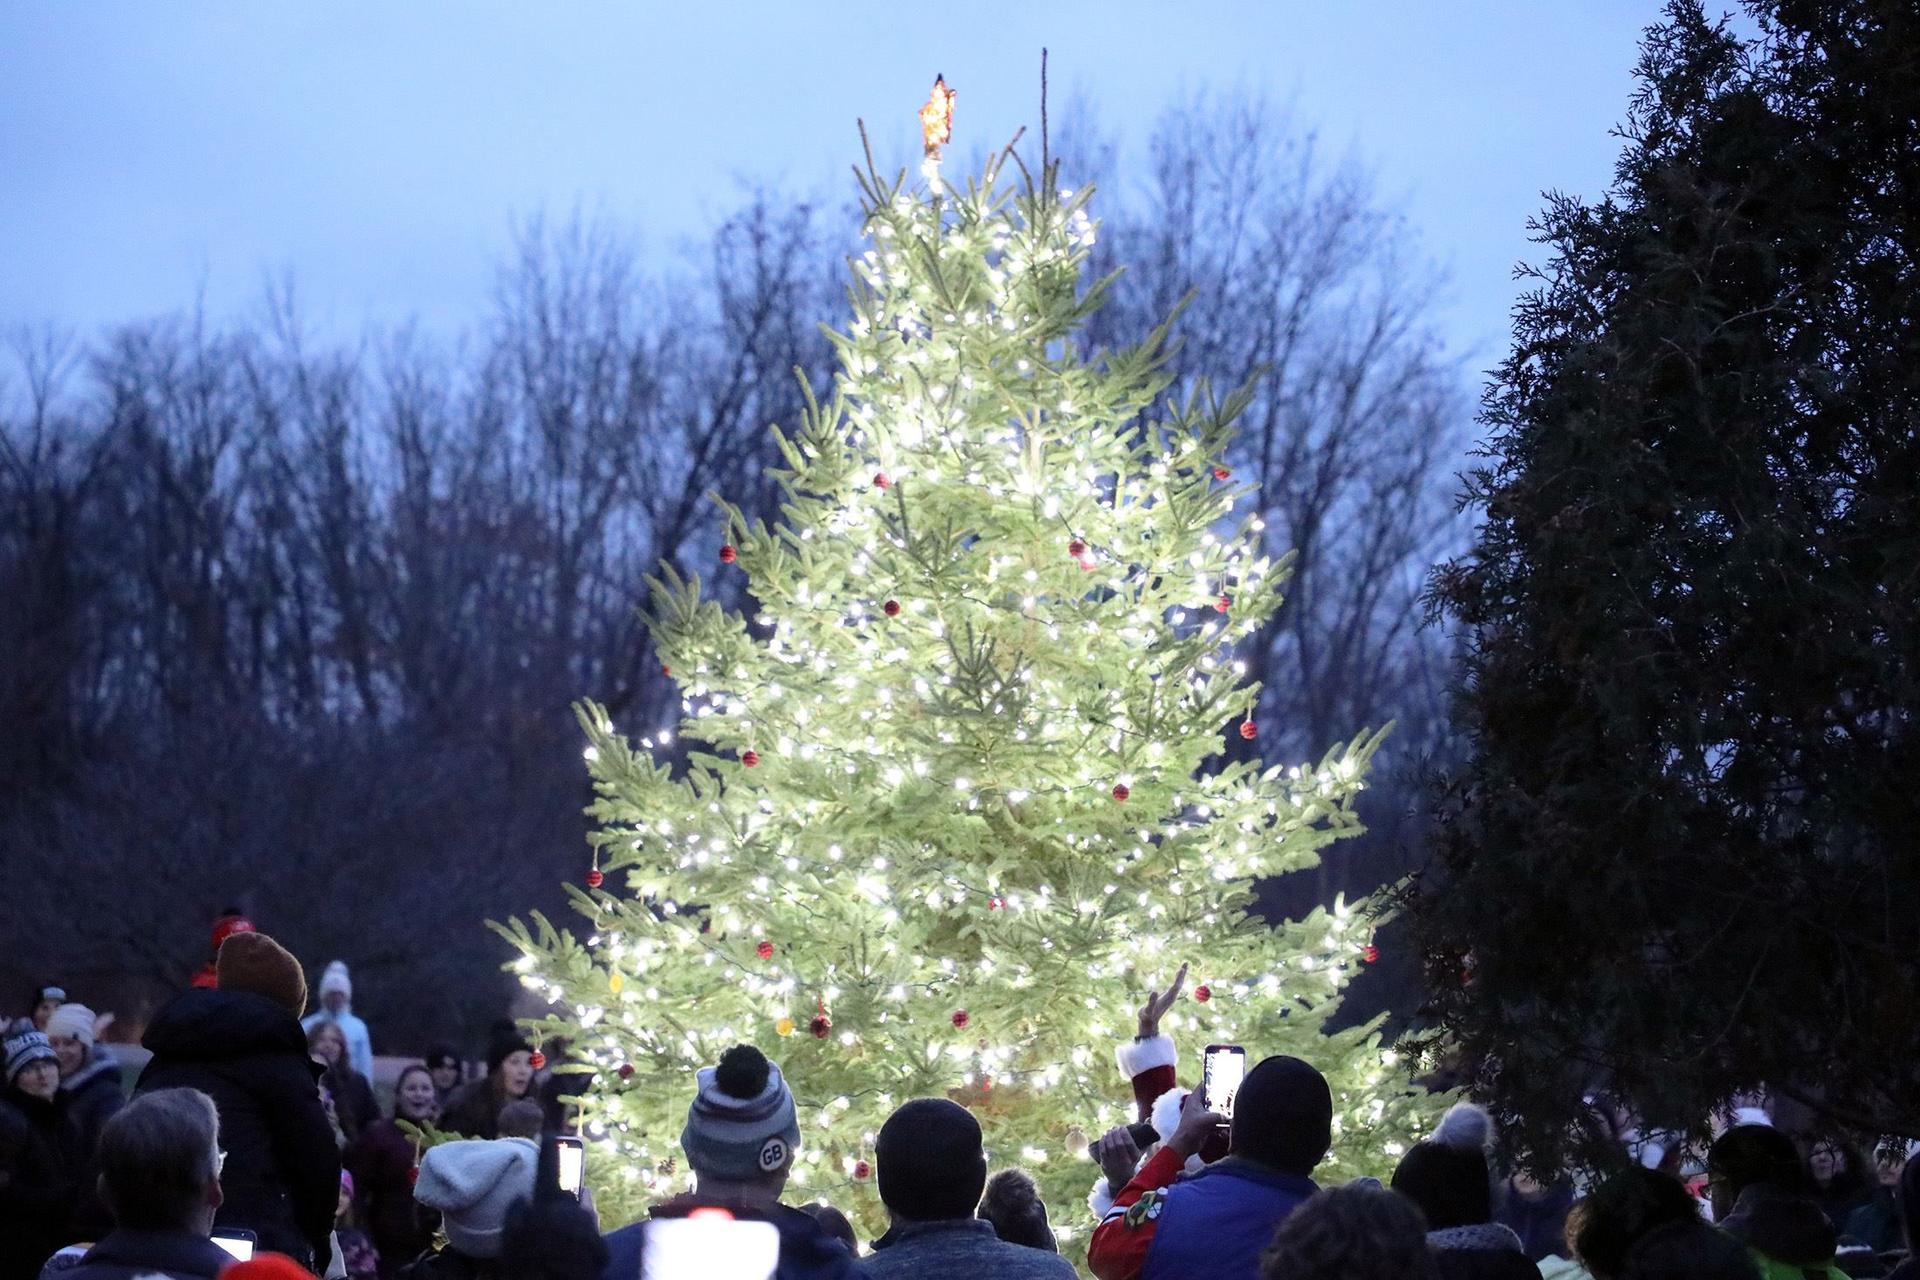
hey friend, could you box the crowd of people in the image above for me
[3,930,1917,1280]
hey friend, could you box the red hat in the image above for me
[211,913,255,957]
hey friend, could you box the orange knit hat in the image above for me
[215,932,308,1018]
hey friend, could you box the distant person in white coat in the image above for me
[302,961,374,1080]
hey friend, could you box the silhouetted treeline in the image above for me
[1,99,1464,1045]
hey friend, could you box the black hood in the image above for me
[144,987,310,1059]
[1721,1185,1839,1267]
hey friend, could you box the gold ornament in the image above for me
[608,972,624,995]
[776,1016,796,1037]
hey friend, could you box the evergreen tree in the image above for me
[1416,0,1919,1160]
[502,134,1435,1239]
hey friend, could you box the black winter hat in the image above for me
[1230,1055,1332,1176]
[1391,1102,1496,1230]
[486,1020,533,1072]
[875,1098,988,1221]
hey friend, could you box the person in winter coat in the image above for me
[58,1088,237,1280]
[1883,1155,1920,1280]
[1392,1104,1542,1280]
[599,1045,860,1280]
[47,1002,125,1240]
[1617,1221,1761,1280]
[137,930,341,1272]
[862,1099,1076,1280]
[0,1030,80,1280]
[346,1064,442,1276]
[1089,1054,1332,1280]
[399,1138,538,1280]
[440,1026,535,1142]
[303,962,375,1081]
[48,1003,124,1157]
[7,984,65,1036]
[1708,1124,1848,1280]
[425,1045,464,1112]
[310,1020,377,1144]
[1844,1145,1913,1256]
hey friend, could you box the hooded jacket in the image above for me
[138,987,340,1271]
[1720,1185,1850,1280]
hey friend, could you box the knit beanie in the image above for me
[318,961,352,1002]
[5,1030,58,1083]
[679,1045,802,1182]
[44,1003,97,1048]
[1392,1103,1496,1229]
[413,1138,538,1258]
[876,1097,988,1220]
[1231,1055,1333,1176]
[217,931,308,1018]
[486,1022,533,1073]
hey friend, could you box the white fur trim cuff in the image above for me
[1088,1176,1115,1220]
[1116,1033,1177,1079]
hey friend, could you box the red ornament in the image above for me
[719,543,738,564]
[873,472,891,490]
[408,1165,420,1186]
[854,1159,872,1180]
[742,750,760,768]
[1112,783,1130,802]
[1362,944,1381,964]
[756,940,775,960]
[1213,465,1231,481]
[585,868,604,889]
[810,1014,832,1039]
[618,1063,635,1079]
[1194,985,1212,1003]
[883,599,902,617]
[987,896,1006,911]
[528,1051,547,1070]
[660,664,671,676]
[951,1009,970,1029]
[1239,720,1257,741]
[1068,539,1087,558]
[1215,594,1232,614]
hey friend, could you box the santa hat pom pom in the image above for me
[1432,1101,1494,1151]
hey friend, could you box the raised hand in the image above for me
[1136,962,1189,1039]
[1092,1124,1144,1189]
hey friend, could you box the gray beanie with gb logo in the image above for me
[680,1045,803,1181]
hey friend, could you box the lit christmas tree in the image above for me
[500,87,1437,1242]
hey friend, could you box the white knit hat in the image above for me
[43,1003,97,1048]
[412,1138,536,1258]
[318,961,352,1001]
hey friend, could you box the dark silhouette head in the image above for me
[1707,1124,1811,1219]
[1619,1221,1761,1280]
[1569,1167,1701,1280]
[1260,1182,1433,1280]
[978,1168,1057,1252]
[875,1098,987,1222]
[1230,1055,1332,1176]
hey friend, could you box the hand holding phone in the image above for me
[1166,1082,1228,1159]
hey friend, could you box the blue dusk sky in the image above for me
[2,2,1674,364]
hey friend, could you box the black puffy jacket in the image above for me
[0,1084,79,1280]
[136,988,340,1271]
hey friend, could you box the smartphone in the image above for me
[1201,1043,1247,1119]
[643,1212,780,1280]
[211,1230,257,1261]
[554,1134,586,1198]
